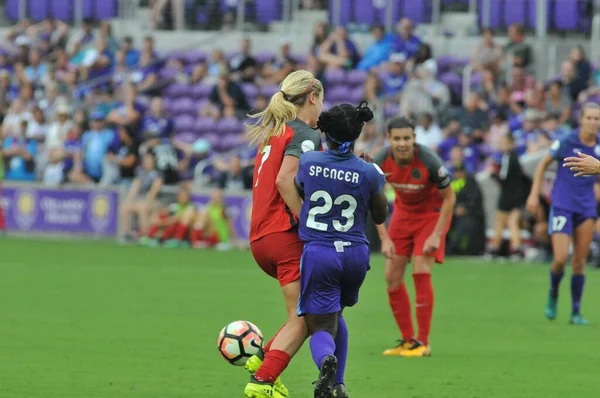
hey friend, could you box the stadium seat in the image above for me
[324,69,346,86]
[176,131,199,144]
[350,86,365,104]
[255,0,282,25]
[191,83,213,100]
[28,0,49,21]
[328,0,352,26]
[172,98,196,116]
[159,67,179,80]
[346,70,368,87]
[502,0,527,28]
[478,0,502,29]
[402,0,433,24]
[352,0,377,26]
[174,115,196,132]
[195,117,218,134]
[96,0,118,20]
[328,85,351,103]
[259,84,279,98]
[241,83,259,102]
[165,83,191,99]
[217,117,243,135]
[184,50,208,65]
[254,51,274,65]
[553,0,579,31]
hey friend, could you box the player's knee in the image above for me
[384,267,403,289]
[413,257,433,274]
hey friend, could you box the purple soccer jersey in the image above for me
[295,150,386,316]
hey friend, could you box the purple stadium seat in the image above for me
[191,83,213,99]
[195,117,218,134]
[217,118,243,135]
[185,50,208,65]
[159,66,179,80]
[293,54,308,65]
[553,0,579,31]
[256,0,282,25]
[96,0,118,20]
[51,0,72,21]
[329,0,352,26]
[82,0,94,19]
[164,83,191,99]
[527,0,550,30]
[328,86,351,102]
[324,69,346,86]
[260,84,279,97]
[241,83,259,100]
[176,132,199,144]
[346,70,368,87]
[439,71,463,99]
[174,115,195,132]
[502,0,526,27]
[221,134,243,150]
[402,0,432,24]
[195,99,210,112]
[255,51,275,64]
[204,133,221,148]
[353,0,376,25]
[6,0,20,21]
[436,55,457,75]
[172,98,196,116]
[28,0,49,21]
[384,103,399,119]
[350,87,364,104]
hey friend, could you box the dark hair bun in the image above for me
[316,110,334,133]
[357,101,374,123]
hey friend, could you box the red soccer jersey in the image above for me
[374,144,451,216]
[249,119,322,243]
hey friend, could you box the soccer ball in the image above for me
[217,320,264,366]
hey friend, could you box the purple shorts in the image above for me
[297,241,370,316]
[548,206,597,236]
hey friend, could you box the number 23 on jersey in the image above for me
[306,190,357,232]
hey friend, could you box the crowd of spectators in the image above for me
[1,16,600,258]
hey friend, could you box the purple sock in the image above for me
[549,271,564,299]
[571,274,585,315]
[334,315,348,385]
[310,330,336,369]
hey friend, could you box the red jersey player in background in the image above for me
[243,70,324,398]
[374,117,456,357]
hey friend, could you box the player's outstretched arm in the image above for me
[563,151,600,177]
[526,153,553,214]
[276,156,303,216]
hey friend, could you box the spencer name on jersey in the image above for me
[374,143,451,215]
[549,131,599,214]
[296,151,386,244]
[308,165,360,184]
[249,119,323,243]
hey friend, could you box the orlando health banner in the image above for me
[191,193,253,242]
[0,185,119,236]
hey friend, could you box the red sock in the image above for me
[263,323,286,355]
[413,273,434,346]
[162,224,178,239]
[147,225,159,238]
[190,228,202,244]
[173,222,188,241]
[387,284,414,341]
[0,205,5,230]
[254,350,291,383]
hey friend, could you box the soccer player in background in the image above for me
[294,102,388,398]
[526,102,600,325]
[188,188,239,249]
[374,117,456,357]
[243,70,324,398]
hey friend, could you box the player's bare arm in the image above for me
[563,151,600,177]
[370,189,388,225]
[276,156,303,216]
[526,153,553,214]
[423,185,456,254]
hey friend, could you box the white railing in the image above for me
[592,14,600,64]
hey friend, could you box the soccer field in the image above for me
[1,238,599,398]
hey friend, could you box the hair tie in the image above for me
[338,142,352,154]
[280,90,289,101]
[357,101,368,111]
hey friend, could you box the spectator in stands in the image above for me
[45,124,83,185]
[208,68,250,119]
[121,36,140,67]
[99,21,119,52]
[364,52,407,108]
[438,119,461,161]
[307,21,329,76]
[470,28,502,75]
[458,127,481,173]
[1,117,37,181]
[512,109,546,155]
[399,60,449,118]
[459,91,488,131]
[139,97,180,185]
[262,39,297,83]
[214,154,252,190]
[81,111,118,183]
[354,121,383,155]
[510,66,535,102]
[121,151,164,241]
[192,48,227,85]
[70,18,95,51]
[230,38,259,83]
[100,127,138,187]
[569,46,592,97]
[478,68,500,104]
[26,106,47,143]
[446,163,486,255]
[318,26,360,71]
[143,36,158,61]
[392,18,421,61]
[544,80,572,124]
[504,23,532,69]
[357,25,392,71]
[24,48,47,84]
[415,113,443,149]
[487,111,509,151]
[45,103,73,149]
[411,43,437,75]
[131,50,158,94]
[107,83,143,137]
[542,113,569,140]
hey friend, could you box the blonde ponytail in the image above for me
[246,70,323,150]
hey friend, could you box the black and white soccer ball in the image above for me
[217,320,264,366]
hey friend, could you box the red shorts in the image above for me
[250,229,304,287]
[388,212,452,264]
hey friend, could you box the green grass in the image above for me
[1,237,600,398]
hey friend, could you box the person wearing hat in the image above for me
[80,111,118,183]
